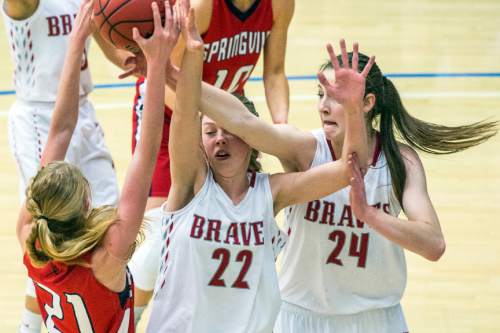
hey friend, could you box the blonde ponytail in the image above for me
[25,161,122,266]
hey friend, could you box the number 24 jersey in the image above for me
[279,129,407,315]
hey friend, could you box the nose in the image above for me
[215,130,227,145]
[318,97,331,116]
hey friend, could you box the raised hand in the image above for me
[71,0,94,42]
[317,39,375,111]
[178,0,203,52]
[118,53,147,79]
[133,1,180,64]
[348,153,373,222]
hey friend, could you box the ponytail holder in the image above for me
[38,215,80,235]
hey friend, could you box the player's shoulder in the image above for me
[271,0,295,21]
[397,142,424,173]
[191,0,213,34]
[3,0,40,20]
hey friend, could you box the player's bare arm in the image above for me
[166,0,207,212]
[198,82,317,170]
[349,144,446,261]
[270,158,351,214]
[15,0,94,250]
[161,0,211,110]
[3,0,38,20]
[263,0,294,124]
[102,1,178,262]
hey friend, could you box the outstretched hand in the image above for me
[177,0,203,52]
[348,153,373,223]
[317,39,375,111]
[71,0,94,42]
[133,1,180,64]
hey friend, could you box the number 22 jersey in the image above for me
[278,129,407,315]
[147,170,286,333]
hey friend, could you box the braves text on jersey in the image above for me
[278,130,407,315]
[147,170,286,333]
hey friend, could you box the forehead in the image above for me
[319,68,335,84]
[201,115,216,126]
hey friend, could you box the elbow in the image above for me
[425,238,446,262]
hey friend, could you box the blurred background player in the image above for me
[123,0,295,325]
[17,1,176,332]
[0,0,132,331]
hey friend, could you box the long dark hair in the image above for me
[232,93,263,173]
[320,55,498,206]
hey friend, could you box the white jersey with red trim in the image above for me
[278,129,406,315]
[2,0,92,102]
[147,169,286,333]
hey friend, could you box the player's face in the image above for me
[317,68,346,143]
[201,116,252,178]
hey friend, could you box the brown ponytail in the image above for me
[320,55,498,206]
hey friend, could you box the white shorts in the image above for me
[7,98,118,206]
[128,207,163,291]
[274,301,408,333]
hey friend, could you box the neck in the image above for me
[212,169,250,205]
[230,0,257,11]
[330,130,377,163]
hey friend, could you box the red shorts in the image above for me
[132,76,172,197]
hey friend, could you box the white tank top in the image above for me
[278,129,407,315]
[148,169,286,333]
[2,0,92,102]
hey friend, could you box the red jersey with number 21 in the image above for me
[24,253,134,333]
[202,0,273,94]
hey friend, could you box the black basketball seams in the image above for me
[98,0,134,31]
[94,0,112,16]
[108,19,155,47]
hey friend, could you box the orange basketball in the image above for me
[93,0,166,53]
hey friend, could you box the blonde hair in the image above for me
[25,161,120,267]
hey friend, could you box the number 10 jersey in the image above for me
[201,0,273,94]
[278,129,407,315]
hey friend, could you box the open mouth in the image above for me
[215,150,231,160]
[323,120,338,126]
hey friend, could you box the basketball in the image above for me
[93,0,167,53]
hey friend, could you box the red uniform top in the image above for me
[132,0,273,197]
[24,253,134,333]
[201,0,273,93]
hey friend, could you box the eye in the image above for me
[205,130,216,136]
[317,90,325,98]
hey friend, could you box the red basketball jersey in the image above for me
[24,253,134,333]
[131,0,273,197]
[202,0,273,94]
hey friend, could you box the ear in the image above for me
[362,93,376,113]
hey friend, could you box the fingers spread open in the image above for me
[132,27,143,43]
[361,56,376,77]
[152,2,162,32]
[317,71,331,90]
[326,43,340,71]
[352,42,359,72]
[339,39,349,68]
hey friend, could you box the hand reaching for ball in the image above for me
[133,1,180,65]
[178,0,203,52]
[70,0,94,43]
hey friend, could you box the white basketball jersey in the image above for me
[2,0,92,102]
[278,129,407,315]
[147,170,286,333]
